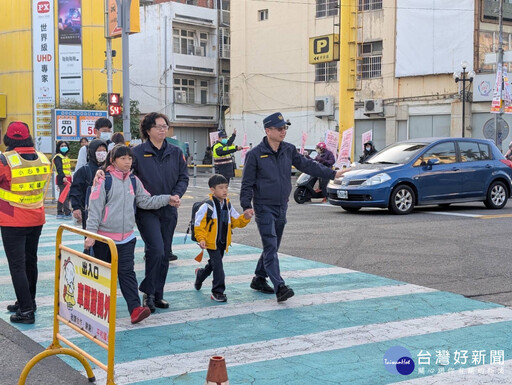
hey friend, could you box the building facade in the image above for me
[131,0,229,161]
[0,0,124,152]
[228,0,512,163]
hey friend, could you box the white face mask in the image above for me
[365,146,371,151]
[100,132,111,141]
[95,151,108,163]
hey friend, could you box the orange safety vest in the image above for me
[0,150,51,209]
[53,153,72,176]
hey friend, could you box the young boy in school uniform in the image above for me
[194,174,253,302]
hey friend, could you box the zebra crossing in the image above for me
[1,215,512,384]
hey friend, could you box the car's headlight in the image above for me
[361,173,391,186]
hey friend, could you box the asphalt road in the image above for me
[182,174,512,307]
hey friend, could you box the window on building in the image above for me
[358,0,382,11]
[174,77,196,103]
[173,28,207,56]
[258,9,268,21]
[358,40,382,79]
[200,81,208,104]
[315,62,337,82]
[316,0,338,18]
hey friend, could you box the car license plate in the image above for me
[337,190,348,199]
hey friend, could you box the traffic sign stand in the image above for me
[18,225,119,385]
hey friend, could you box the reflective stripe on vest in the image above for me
[2,150,51,208]
[212,143,234,165]
[53,153,72,176]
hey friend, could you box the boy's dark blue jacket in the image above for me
[132,140,189,216]
[240,137,336,210]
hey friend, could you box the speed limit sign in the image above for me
[57,116,77,137]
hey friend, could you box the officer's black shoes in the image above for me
[7,301,37,313]
[154,298,169,309]
[143,294,156,313]
[250,276,274,294]
[211,292,227,302]
[169,253,178,262]
[276,285,294,303]
[10,310,35,324]
[194,268,203,291]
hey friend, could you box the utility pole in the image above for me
[339,0,357,161]
[116,0,132,141]
[495,0,504,151]
[105,2,113,97]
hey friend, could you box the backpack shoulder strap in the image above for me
[104,172,112,204]
[205,199,214,221]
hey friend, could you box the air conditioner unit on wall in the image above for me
[315,96,334,117]
[363,99,384,115]
[194,46,205,56]
[174,90,187,104]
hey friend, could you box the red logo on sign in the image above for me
[37,1,50,13]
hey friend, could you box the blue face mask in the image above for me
[60,146,69,153]
[220,139,228,145]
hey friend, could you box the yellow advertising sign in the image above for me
[309,34,340,64]
[106,0,141,38]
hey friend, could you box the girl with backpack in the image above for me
[84,144,174,324]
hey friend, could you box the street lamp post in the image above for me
[453,62,475,138]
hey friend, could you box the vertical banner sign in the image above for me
[32,0,56,153]
[324,130,339,158]
[241,133,248,165]
[361,130,373,151]
[491,63,503,114]
[504,68,512,114]
[58,0,83,104]
[59,250,111,344]
[209,131,219,147]
[335,128,354,168]
[300,132,308,155]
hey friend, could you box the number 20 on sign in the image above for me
[57,117,77,137]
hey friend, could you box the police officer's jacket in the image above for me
[240,137,336,210]
[132,139,189,216]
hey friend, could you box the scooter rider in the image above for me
[314,142,335,201]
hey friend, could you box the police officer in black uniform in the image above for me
[240,112,345,302]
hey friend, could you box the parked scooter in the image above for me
[293,173,324,204]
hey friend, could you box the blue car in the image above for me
[326,138,512,214]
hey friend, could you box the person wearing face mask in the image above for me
[75,118,113,171]
[359,140,378,163]
[212,129,243,184]
[69,139,108,229]
[52,141,72,219]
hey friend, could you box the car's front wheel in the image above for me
[341,206,361,213]
[484,181,508,209]
[389,184,415,215]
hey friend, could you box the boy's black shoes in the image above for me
[143,294,156,313]
[154,298,169,309]
[211,292,227,302]
[194,268,203,290]
[250,276,274,294]
[276,285,294,303]
[169,253,178,262]
[10,310,35,324]
[7,301,37,313]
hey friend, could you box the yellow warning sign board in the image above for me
[309,34,340,64]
